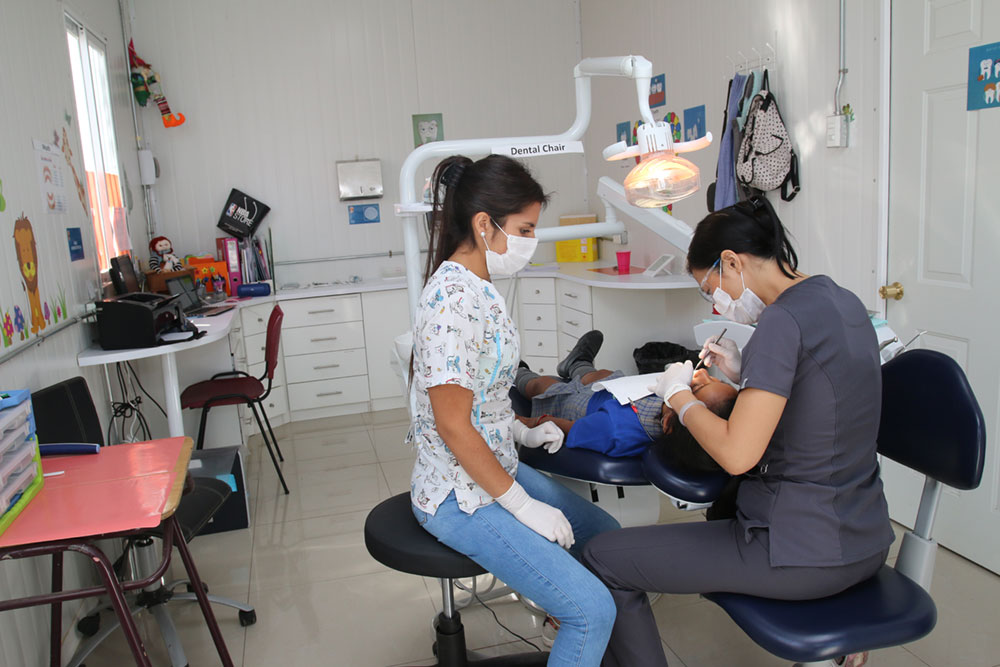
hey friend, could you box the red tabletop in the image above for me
[0,437,191,548]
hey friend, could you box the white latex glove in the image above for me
[495,481,575,549]
[512,420,564,454]
[648,360,694,404]
[699,337,742,384]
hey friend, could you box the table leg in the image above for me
[50,551,62,667]
[169,516,233,666]
[161,352,185,437]
[71,543,152,667]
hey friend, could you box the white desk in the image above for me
[78,307,252,437]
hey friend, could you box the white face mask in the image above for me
[482,219,537,276]
[712,260,766,324]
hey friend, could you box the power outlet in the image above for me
[826,114,849,148]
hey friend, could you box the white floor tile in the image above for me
[372,422,414,462]
[254,461,392,526]
[380,457,416,496]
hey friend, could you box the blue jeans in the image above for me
[413,464,620,666]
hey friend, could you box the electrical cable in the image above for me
[125,360,167,418]
[471,589,542,652]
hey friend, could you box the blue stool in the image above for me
[705,349,987,664]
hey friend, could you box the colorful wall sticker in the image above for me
[13,214,45,335]
[412,113,444,148]
[684,105,706,141]
[649,73,666,109]
[60,128,88,214]
[666,112,682,142]
[348,203,380,225]
[0,178,6,212]
[67,227,85,261]
[968,41,1000,110]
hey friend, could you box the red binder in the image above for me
[215,237,243,295]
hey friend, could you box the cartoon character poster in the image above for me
[968,41,1000,110]
[13,215,45,335]
[33,139,68,214]
[648,73,666,109]
[412,113,444,148]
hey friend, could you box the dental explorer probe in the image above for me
[694,328,728,371]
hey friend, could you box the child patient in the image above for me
[514,331,737,466]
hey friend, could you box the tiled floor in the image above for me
[83,410,1000,666]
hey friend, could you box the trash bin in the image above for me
[188,446,249,535]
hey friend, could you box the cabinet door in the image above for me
[282,321,366,355]
[520,278,555,304]
[362,289,411,400]
[557,304,593,339]
[557,280,592,313]
[520,304,557,331]
[280,294,363,328]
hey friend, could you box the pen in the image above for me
[43,471,65,478]
[695,328,728,371]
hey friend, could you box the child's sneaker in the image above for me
[541,615,560,648]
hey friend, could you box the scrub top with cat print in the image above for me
[409,261,521,515]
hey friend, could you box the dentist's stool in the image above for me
[365,493,548,666]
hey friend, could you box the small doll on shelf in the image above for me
[149,235,182,272]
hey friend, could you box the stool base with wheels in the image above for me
[365,493,548,666]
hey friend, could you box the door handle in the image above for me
[879,282,904,300]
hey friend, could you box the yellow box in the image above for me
[555,214,598,262]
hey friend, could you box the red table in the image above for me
[0,437,233,666]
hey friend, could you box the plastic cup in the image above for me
[616,250,631,275]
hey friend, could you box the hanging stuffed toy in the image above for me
[128,40,185,128]
[149,235,182,273]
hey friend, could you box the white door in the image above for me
[884,0,1000,573]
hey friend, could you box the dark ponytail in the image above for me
[423,154,549,284]
[686,195,799,279]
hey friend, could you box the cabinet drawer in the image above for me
[280,294,363,328]
[557,280,592,314]
[520,278,555,304]
[283,321,366,356]
[522,330,557,357]
[245,332,269,367]
[520,304,556,331]
[522,355,558,377]
[284,349,368,383]
[287,375,370,410]
[557,305,593,339]
[257,385,289,419]
[558,332,579,359]
[242,303,275,337]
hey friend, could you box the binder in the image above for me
[216,237,243,295]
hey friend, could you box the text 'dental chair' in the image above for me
[704,349,987,665]
[181,304,289,494]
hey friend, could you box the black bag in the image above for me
[217,188,271,238]
[632,341,700,374]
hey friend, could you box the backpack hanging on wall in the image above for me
[736,71,800,201]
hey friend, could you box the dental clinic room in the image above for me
[2,0,999,665]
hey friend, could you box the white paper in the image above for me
[591,372,663,405]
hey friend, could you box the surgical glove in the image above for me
[513,421,564,453]
[648,360,694,404]
[495,480,575,549]
[699,337,741,384]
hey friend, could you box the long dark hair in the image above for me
[687,195,799,279]
[423,154,549,283]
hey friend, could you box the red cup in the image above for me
[616,250,631,275]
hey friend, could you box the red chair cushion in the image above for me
[181,376,265,409]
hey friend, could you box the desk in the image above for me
[78,308,246,437]
[0,437,233,666]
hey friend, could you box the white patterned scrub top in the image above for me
[409,261,520,515]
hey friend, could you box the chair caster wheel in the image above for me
[186,582,209,594]
[77,613,100,637]
[239,609,257,626]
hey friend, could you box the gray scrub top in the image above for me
[737,275,894,568]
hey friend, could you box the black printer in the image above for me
[95,293,189,350]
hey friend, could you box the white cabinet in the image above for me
[236,302,289,437]
[361,289,410,407]
[555,278,593,362]
[518,277,559,377]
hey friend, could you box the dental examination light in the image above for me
[396,55,710,319]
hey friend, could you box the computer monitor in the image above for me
[109,255,140,295]
[165,274,201,311]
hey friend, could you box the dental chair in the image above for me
[704,349,986,665]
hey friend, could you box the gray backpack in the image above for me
[736,72,800,201]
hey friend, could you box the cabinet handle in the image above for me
[534,289,541,295]
[311,336,339,342]
[314,364,341,370]
[535,316,542,321]
[563,292,577,298]
[308,309,335,314]
[566,320,579,327]
[537,342,543,347]
[257,317,264,323]
[316,391,343,397]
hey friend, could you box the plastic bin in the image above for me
[0,422,30,458]
[0,437,35,488]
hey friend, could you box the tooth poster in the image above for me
[968,41,1000,110]
[33,139,68,214]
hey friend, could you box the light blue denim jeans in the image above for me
[413,464,620,667]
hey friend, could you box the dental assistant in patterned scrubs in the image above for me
[409,154,620,666]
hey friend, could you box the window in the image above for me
[65,15,130,271]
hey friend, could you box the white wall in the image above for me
[0,0,146,663]
[580,0,884,310]
[130,0,589,287]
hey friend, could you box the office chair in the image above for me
[704,349,987,665]
[31,377,258,667]
[181,303,289,494]
[365,493,549,666]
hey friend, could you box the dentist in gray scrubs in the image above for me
[583,196,894,667]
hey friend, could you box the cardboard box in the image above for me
[143,268,196,294]
[555,214,598,263]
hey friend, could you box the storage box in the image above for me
[0,392,43,538]
[188,446,249,535]
[185,258,232,296]
[555,214,598,263]
[144,268,196,294]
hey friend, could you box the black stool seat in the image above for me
[365,493,486,580]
